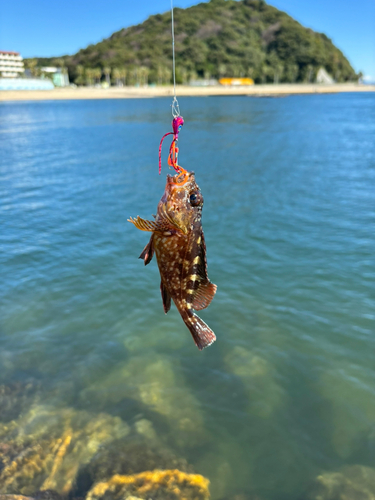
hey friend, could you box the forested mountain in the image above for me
[30,0,357,84]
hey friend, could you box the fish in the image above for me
[128,170,217,350]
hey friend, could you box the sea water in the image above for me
[0,94,374,499]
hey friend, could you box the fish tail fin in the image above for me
[183,311,216,350]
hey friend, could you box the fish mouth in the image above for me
[166,170,194,188]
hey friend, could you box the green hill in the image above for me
[30,0,357,84]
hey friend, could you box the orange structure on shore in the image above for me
[219,77,254,86]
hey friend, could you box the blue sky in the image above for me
[1,0,374,78]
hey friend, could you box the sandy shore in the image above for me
[1,83,374,101]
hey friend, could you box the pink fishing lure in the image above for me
[158,116,184,174]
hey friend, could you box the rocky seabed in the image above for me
[1,354,375,500]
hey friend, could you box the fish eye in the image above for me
[189,192,202,207]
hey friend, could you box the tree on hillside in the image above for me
[157,66,171,85]
[75,65,85,85]
[85,68,94,86]
[283,63,298,83]
[218,64,227,79]
[260,64,272,84]
[113,68,121,86]
[93,68,102,85]
[55,58,65,69]
[103,67,111,85]
[120,68,127,85]
[24,59,39,77]
[267,52,282,83]
[139,66,149,86]
[304,64,314,83]
[178,67,188,84]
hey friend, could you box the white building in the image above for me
[316,67,334,84]
[0,51,25,78]
[41,66,70,87]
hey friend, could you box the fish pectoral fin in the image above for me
[128,216,158,232]
[192,281,217,311]
[129,214,182,235]
[139,235,154,265]
[160,281,171,314]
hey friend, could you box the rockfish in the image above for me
[128,171,217,350]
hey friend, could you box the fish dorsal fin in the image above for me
[192,281,217,311]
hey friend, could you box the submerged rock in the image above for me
[0,491,62,500]
[217,495,264,500]
[85,469,210,500]
[197,456,232,500]
[73,437,194,496]
[80,354,208,448]
[0,400,200,500]
[0,381,41,423]
[0,405,130,496]
[133,419,157,442]
[0,496,34,500]
[317,366,375,458]
[195,437,250,500]
[307,465,375,500]
[0,494,33,500]
[224,346,285,418]
[32,491,62,500]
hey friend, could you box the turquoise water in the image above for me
[0,94,374,499]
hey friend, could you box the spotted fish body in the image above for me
[128,171,217,350]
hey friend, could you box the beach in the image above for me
[1,82,374,101]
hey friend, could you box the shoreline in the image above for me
[1,83,374,101]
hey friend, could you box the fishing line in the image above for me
[158,0,185,175]
[171,0,180,117]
